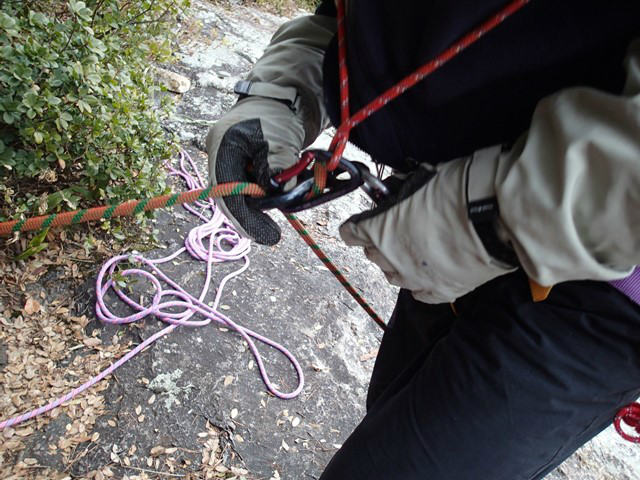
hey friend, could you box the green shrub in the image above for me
[0,0,190,221]
[251,0,321,14]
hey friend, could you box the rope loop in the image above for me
[615,403,640,443]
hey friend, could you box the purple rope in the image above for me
[0,151,304,431]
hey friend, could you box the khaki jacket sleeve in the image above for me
[207,15,336,186]
[495,39,640,285]
[244,15,336,147]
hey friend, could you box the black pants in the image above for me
[319,271,640,480]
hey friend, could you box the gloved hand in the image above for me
[339,149,517,304]
[206,14,335,245]
[207,95,305,246]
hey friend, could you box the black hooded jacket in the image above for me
[318,0,640,172]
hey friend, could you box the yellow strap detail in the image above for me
[528,278,553,302]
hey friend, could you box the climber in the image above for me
[206,1,640,478]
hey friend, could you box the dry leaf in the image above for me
[151,446,165,456]
[83,337,101,347]
[23,298,41,315]
[16,427,34,437]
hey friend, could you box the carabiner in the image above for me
[250,149,363,213]
[358,167,390,204]
[250,149,391,213]
[249,177,315,211]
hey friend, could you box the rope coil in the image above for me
[0,151,303,430]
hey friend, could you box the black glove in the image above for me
[207,96,304,245]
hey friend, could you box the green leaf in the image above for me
[30,227,49,248]
[46,191,64,210]
[28,11,48,27]
[16,227,50,260]
[70,1,92,22]
[72,62,84,77]
[46,95,61,106]
[16,243,48,260]
[62,190,80,209]
[77,99,92,113]
[86,73,101,84]
[0,12,17,31]
[69,1,85,14]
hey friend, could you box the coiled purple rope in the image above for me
[0,151,303,430]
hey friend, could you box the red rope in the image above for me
[307,0,532,200]
[324,0,532,172]
[615,403,640,443]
